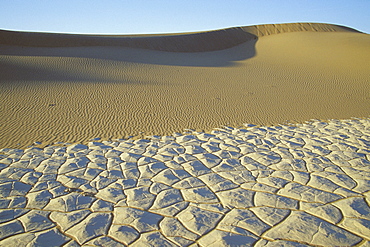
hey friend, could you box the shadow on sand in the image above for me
[0,28,258,84]
[0,27,258,68]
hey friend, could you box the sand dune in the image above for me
[0,23,360,51]
[1,23,370,246]
[0,23,369,148]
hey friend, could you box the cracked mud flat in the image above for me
[0,118,370,246]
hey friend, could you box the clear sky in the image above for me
[1,0,369,34]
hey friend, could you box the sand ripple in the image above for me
[0,23,369,149]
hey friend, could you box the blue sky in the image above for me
[1,0,369,34]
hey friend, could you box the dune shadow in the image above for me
[0,40,257,83]
[0,60,163,85]
[0,39,257,68]
[0,28,258,83]
[0,27,258,68]
[0,60,99,83]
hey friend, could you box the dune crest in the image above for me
[0,22,362,52]
[242,22,361,37]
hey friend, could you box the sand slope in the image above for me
[0,23,369,148]
[0,23,359,51]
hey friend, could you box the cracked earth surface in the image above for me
[0,118,370,246]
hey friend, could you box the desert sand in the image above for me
[0,23,370,246]
[0,23,369,149]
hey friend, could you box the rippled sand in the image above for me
[1,22,370,247]
[1,23,369,148]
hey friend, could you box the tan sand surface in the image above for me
[0,23,369,148]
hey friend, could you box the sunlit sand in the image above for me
[0,23,369,246]
[1,23,369,149]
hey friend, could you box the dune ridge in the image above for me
[0,22,362,52]
[241,22,361,37]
